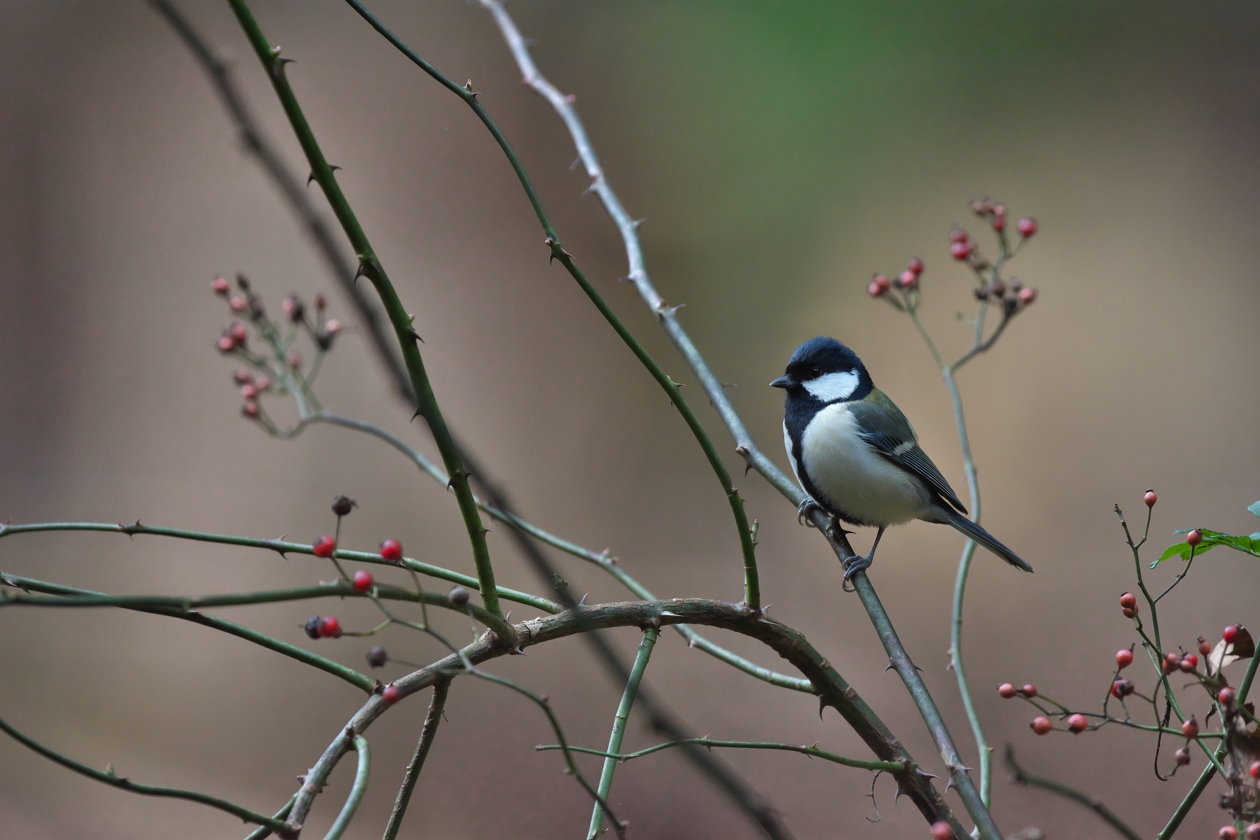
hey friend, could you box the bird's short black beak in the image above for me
[769,375,794,389]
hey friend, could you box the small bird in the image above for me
[771,336,1032,578]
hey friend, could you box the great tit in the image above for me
[771,336,1033,577]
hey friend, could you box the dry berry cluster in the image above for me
[210,273,341,425]
[866,199,1038,319]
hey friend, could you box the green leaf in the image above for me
[1155,542,1192,565]
[1248,500,1260,518]
[1152,527,1260,567]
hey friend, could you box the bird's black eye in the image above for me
[809,367,821,379]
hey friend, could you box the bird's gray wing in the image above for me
[849,391,969,514]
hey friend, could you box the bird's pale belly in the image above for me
[792,405,929,527]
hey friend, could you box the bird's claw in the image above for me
[796,499,822,526]
[840,553,873,591]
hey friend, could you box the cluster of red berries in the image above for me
[868,257,925,298]
[305,496,408,642]
[1219,823,1260,839]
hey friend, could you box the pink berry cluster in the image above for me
[303,495,408,645]
[210,274,342,422]
[866,200,1039,317]
[867,257,925,299]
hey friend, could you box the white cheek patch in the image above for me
[802,370,858,403]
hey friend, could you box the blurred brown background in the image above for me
[2,1,1259,838]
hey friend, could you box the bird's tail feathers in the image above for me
[935,508,1034,573]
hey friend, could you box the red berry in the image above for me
[930,821,955,840]
[908,257,925,276]
[228,294,248,312]
[897,270,918,290]
[1249,825,1260,840]
[1067,713,1088,733]
[1017,287,1036,305]
[287,351,302,369]
[1180,654,1198,673]
[1250,760,1260,779]
[1030,716,1053,735]
[1220,827,1239,840]
[317,615,342,638]
[314,293,327,311]
[1225,625,1240,644]
[379,538,403,562]
[1199,638,1213,656]
[1175,747,1190,766]
[216,336,236,354]
[1111,678,1134,699]
[382,684,400,705]
[949,227,970,244]
[211,276,231,296]
[867,280,887,298]
[992,204,1007,232]
[240,383,258,400]
[1219,686,1236,706]
[997,683,1017,699]
[352,570,373,593]
[313,536,337,558]
[241,402,259,419]
[1021,684,1038,698]
[1119,592,1138,611]
[1182,717,1199,739]
[1187,529,1203,547]
[1163,652,1180,674]
[1144,489,1157,508]
[1017,217,1038,237]
[1116,649,1134,669]
[950,241,972,260]
[227,322,248,346]
[254,375,271,391]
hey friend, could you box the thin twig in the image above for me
[0,714,292,837]
[324,734,371,840]
[1005,746,1141,840]
[589,628,659,839]
[542,738,906,773]
[383,680,451,840]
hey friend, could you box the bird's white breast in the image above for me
[797,403,929,526]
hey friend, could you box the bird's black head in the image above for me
[769,337,873,404]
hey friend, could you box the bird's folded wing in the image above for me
[849,397,969,514]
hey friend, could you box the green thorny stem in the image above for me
[905,232,1021,809]
[337,0,760,613]
[224,0,512,640]
[589,627,659,839]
